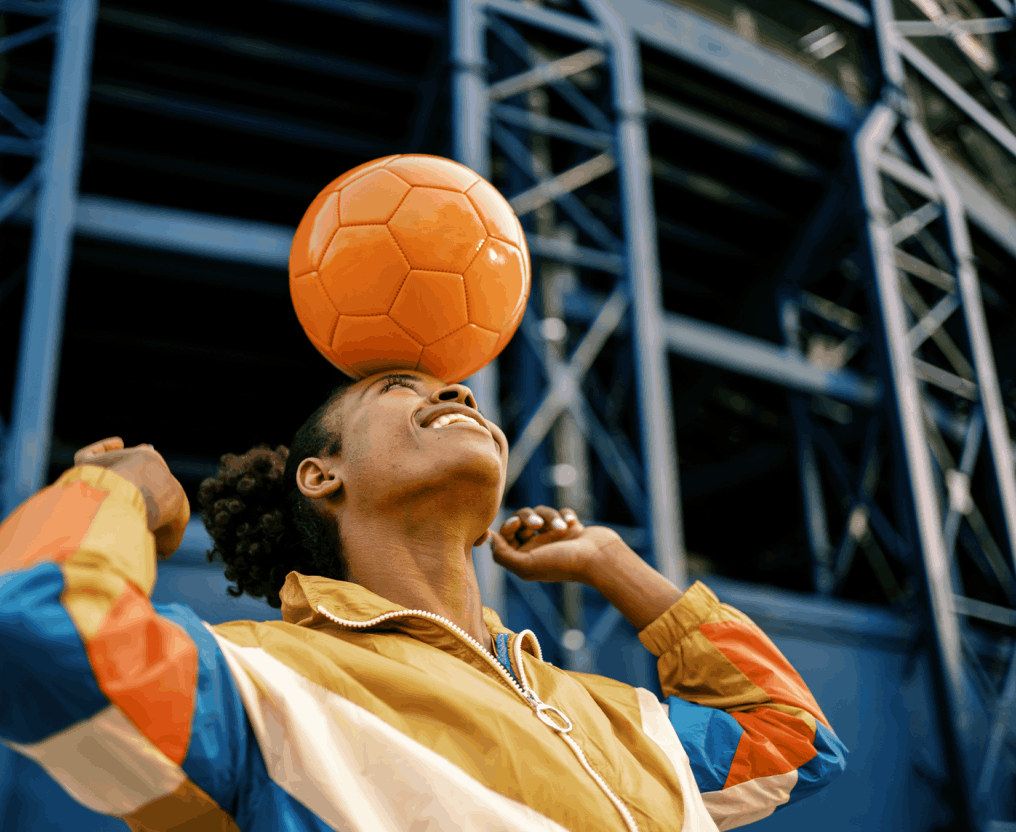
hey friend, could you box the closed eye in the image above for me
[380,374,422,394]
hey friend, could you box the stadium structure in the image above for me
[0,0,1014,829]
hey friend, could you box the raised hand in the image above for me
[488,505,623,584]
[74,437,190,558]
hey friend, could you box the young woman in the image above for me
[0,370,847,832]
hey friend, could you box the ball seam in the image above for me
[382,226,414,315]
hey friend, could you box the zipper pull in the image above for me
[521,687,573,734]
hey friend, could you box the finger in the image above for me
[559,507,583,529]
[74,436,124,465]
[510,506,543,544]
[517,507,544,530]
[531,505,568,533]
[499,514,523,544]
[489,531,526,569]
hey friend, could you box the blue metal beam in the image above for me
[617,0,861,130]
[484,0,606,46]
[2,0,98,517]
[90,82,396,155]
[99,8,423,90]
[270,0,445,37]
[664,311,882,406]
[72,196,293,268]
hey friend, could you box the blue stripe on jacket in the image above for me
[666,693,848,805]
[0,563,108,744]
[157,603,250,815]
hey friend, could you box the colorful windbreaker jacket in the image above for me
[0,465,848,832]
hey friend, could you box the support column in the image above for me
[587,0,687,590]
[452,0,506,618]
[2,0,99,518]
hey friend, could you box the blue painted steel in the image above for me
[100,9,423,89]
[74,196,293,268]
[0,19,56,54]
[585,0,687,591]
[0,167,40,225]
[664,311,882,406]
[90,82,393,154]
[453,0,504,618]
[645,95,826,181]
[801,0,872,27]
[524,233,625,275]
[492,103,614,150]
[614,0,861,129]
[0,91,44,138]
[271,0,445,37]
[856,99,977,830]
[492,123,622,252]
[485,16,613,134]
[1,0,98,519]
[484,0,607,46]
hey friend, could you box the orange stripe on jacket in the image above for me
[699,619,831,728]
[725,708,819,787]
[0,480,108,572]
[86,582,198,765]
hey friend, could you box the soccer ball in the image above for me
[289,154,531,383]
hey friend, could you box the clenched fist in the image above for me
[74,437,190,558]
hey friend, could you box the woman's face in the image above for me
[326,370,509,519]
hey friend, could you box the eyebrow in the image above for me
[358,373,425,402]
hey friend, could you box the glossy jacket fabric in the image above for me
[0,466,848,831]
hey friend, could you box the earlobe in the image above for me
[473,530,490,547]
[296,457,343,499]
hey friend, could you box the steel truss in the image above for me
[0,0,97,518]
[453,0,685,677]
[456,0,1016,826]
[784,2,1016,830]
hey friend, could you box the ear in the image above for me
[296,457,343,499]
[473,529,490,547]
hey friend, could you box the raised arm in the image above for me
[490,505,848,831]
[0,439,250,829]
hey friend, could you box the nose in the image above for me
[431,383,478,411]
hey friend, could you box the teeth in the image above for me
[430,413,481,429]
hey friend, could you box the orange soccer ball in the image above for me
[289,154,531,383]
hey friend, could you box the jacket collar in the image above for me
[279,572,527,657]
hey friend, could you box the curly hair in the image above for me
[197,381,356,608]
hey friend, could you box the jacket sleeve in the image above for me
[0,465,251,830]
[638,581,848,831]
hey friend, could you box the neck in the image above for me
[338,503,494,656]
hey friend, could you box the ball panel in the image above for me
[328,155,402,192]
[419,324,500,384]
[331,315,423,378]
[387,188,487,272]
[319,226,410,315]
[290,190,340,276]
[290,272,339,345]
[383,155,480,192]
[389,270,469,345]
[495,218,530,356]
[465,179,520,247]
[462,239,526,332]
[339,170,411,226]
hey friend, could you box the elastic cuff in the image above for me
[637,581,721,656]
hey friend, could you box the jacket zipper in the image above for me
[316,605,641,832]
